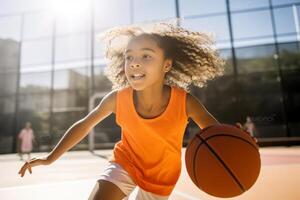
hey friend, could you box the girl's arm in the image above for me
[185,93,258,145]
[186,93,220,129]
[18,90,117,177]
[46,90,117,164]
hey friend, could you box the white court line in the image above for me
[174,190,201,200]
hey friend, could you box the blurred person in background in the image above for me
[17,121,37,161]
[243,116,258,137]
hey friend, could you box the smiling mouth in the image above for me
[131,74,146,81]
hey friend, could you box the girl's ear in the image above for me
[164,59,172,72]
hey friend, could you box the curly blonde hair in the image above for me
[97,21,226,93]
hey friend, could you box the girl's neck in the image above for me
[133,84,170,112]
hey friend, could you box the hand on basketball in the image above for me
[18,156,50,178]
[235,122,258,145]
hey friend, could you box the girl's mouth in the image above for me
[131,74,146,81]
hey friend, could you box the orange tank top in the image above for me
[109,85,189,196]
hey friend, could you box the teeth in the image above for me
[131,73,145,81]
[132,74,145,77]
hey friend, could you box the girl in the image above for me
[18,22,258,200]
[243,116,258,137]
[18,121,36,161]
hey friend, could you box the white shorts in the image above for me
[88,161,170,200]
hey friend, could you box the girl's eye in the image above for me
[125,55,151,60]
[125,56,132,60]
[143,55,151,59]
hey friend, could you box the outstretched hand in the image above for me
[235,122,259,148]
[18,156,50,178]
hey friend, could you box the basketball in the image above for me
[185,123,261,198]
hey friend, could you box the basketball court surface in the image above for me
[0,146,299,200]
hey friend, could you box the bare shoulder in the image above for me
[103,89,118,114]
[185,92,219,129]
[89,89,118,117]
[186,92,199,119]
[80,89,118,129]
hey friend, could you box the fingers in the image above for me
[235,122,250,135]
[18,162,27,177]
[249,135,259,148]
[18,161,33,177]
[252,137,258,143]
[235,122,243,129]
[18,157,46,177]
[29,164,32,174]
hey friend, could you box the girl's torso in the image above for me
[110,85,189,196]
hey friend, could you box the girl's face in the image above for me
[124,35,172,90]
[246,116,251,122]
[25,122,31,128]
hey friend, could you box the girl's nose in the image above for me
[131,61,141,68]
